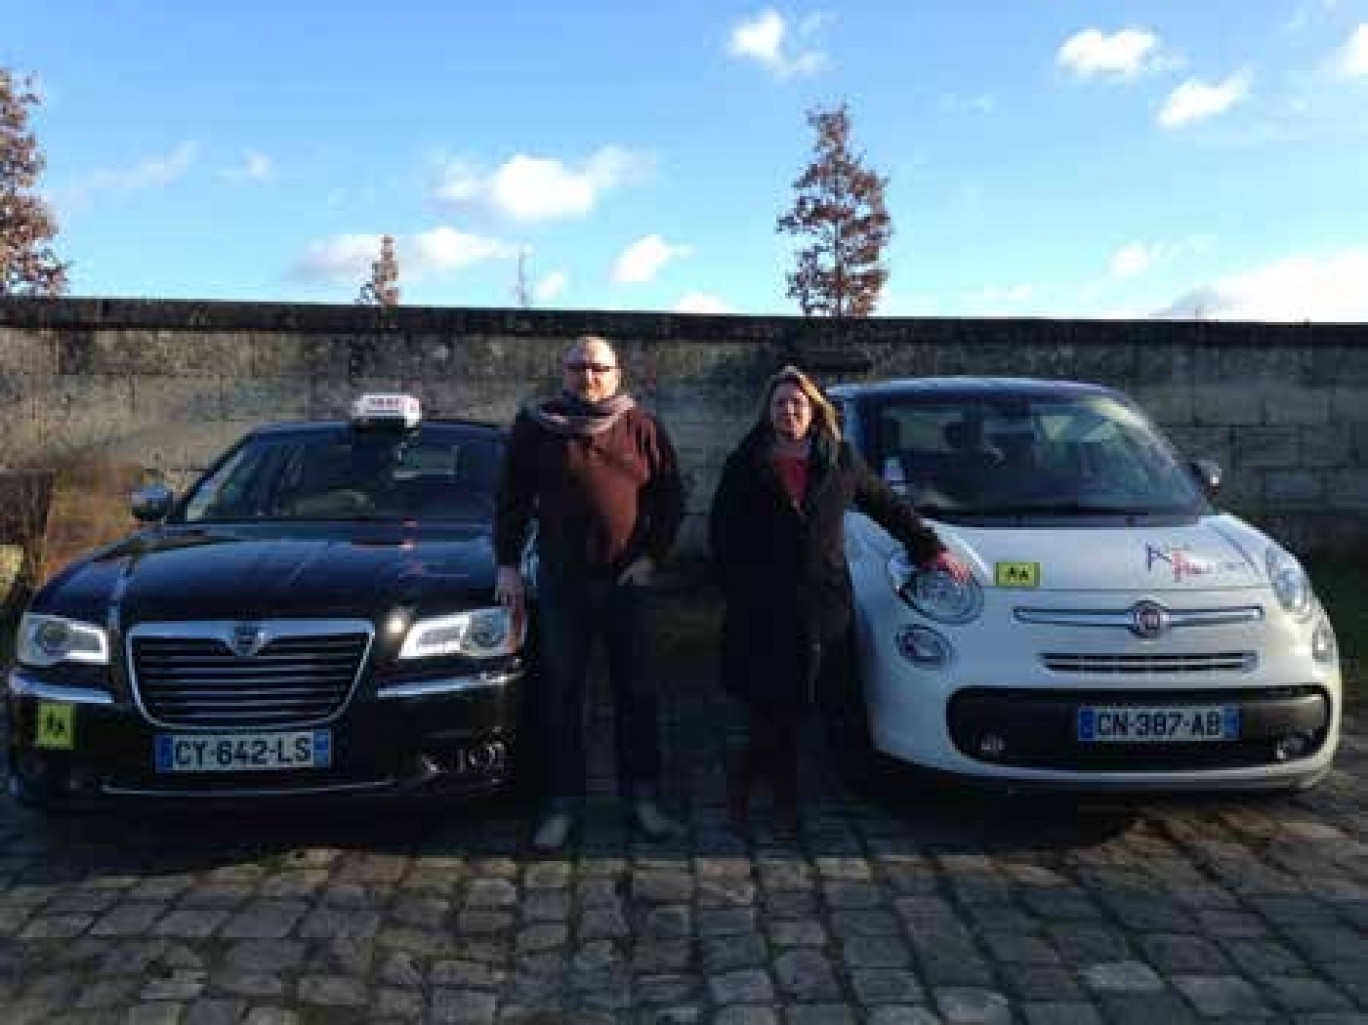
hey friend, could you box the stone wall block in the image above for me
[1159,426,1232,469]
[224,379,312,422]
[1300,425,1351,468]
[132,377,225,425]
[1194,343,1308,384]
[251,332,313,377]
[0,327,58,375]
[1307,344,1368,385]
[1233,427,1300,469]
[1351,423,1368,466]
[1263,470,1324,505]
[1264,388,1330,425]
[1328,469,1368,509]
[1194,387,1263,426]
[1130,385,1195,426]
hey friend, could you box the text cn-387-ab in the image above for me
[8,394,532,809]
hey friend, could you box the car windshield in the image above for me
[175,426,503,523]
[871,391,1209,519]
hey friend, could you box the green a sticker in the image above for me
[36,702,75,750]
[995,561,1040,588]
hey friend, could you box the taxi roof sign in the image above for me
[350,393,422,430]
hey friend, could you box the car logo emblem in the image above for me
[1129,601,1169,639]
[230,623,268,657]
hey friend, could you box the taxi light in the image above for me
[16,613,110,667]
[398,607,524,659]
[350,393,421,430]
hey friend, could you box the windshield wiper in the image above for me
[974,502,1168,516]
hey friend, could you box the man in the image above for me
[495,335,685,850]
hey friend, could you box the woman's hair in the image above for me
[755,364,841,441]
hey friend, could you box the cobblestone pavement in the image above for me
[0,671,1364,1025]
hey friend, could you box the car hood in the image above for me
[36,523,499,625]
[853,512,1273,593]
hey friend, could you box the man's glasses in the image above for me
[564,361,618,374]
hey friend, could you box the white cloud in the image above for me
[409,226,518,273]
[435,145,653,223]
[72,141,198,198]
[1109,237,1212,278]
[224,150,273,182]
[1057,27,1163,80]
[612,235,692,284]
[291,226,516,285]
[1330,24,1368,77]
[1158,71,1252,127]
[674,292,732,314]
[292,233,385,285]
[726,9,831,79]
[1110,243,1155,278]
[1158,249,1368,321]
[535,270,569,303]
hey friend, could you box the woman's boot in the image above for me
[724,745,754,836]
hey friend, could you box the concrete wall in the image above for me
[2,297,1367,559]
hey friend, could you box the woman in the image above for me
[708,366,968,840]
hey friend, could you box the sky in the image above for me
[6,0,1368,321]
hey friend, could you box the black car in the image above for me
[7,395,531,809]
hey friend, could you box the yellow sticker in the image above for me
[995,561,1040,588]
[35,702,74,750]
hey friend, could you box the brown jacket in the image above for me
[494,402,684,577]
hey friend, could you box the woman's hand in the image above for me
[924,550,972,582]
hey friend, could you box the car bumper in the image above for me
[6,665,528,809]
[852,618,1343,793]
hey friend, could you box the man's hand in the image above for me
[925,550,972,583]
[617,556,655,586]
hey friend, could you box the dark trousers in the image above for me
[535,566,662,809]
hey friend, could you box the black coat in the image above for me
[708,429,946,709]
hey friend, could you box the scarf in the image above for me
[525,390,636,437]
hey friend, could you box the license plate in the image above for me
[1077,705,1239,743]
[154,731,331,772]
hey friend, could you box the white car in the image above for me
[830,377,1341,793]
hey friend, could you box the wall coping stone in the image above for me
[4,297,1368,349]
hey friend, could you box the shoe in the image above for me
[772,809,801,843]
[724,749,753,836]
[632,798,682,840]
[531,811,575,852]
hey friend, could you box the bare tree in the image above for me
[513,247,532,308]
[357,234,400,305]
[1,68,68,297]
[776,101,891,317]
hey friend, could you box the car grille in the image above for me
[129,621,371,728]
[1041,652,1256,674]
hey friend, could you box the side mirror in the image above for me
[1189,458,1222,496]
[130,484,174,523]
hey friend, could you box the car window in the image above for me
[178,427,502,523]
[873,393,1207,518]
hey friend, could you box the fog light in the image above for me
[1274,734,1309,761]
[895,625,952,667]
[465,741,506,774]
[977,733,1007,758]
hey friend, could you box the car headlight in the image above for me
[16,613,110,667]
[887,551,982,624]
[1265,547,1314,620]
[398,607,524,659]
